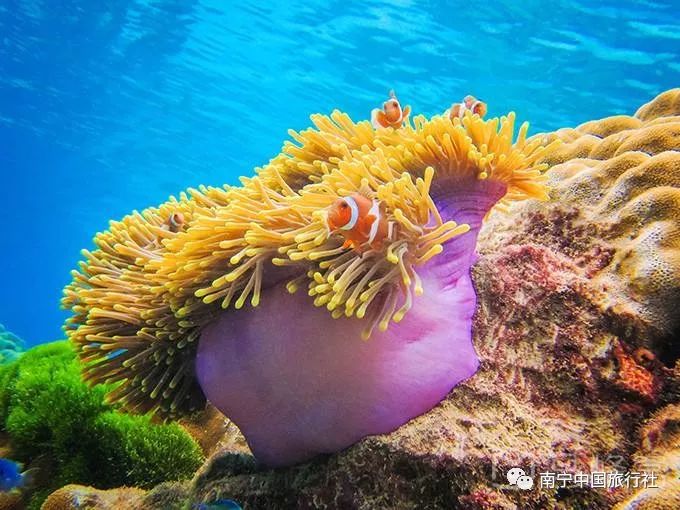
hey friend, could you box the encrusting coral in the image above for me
[63,104,559,464]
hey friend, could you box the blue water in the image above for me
[1,0,678,345]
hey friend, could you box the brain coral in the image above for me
[63,108,559,465]
[521,88,680,334]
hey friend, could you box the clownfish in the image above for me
[326,193,394,252]
[446,95,487,120]
[371,90,411,129]
[165,212,185,233]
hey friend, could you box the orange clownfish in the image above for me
[447,95,487,120]
[370,90,411,129]
[165,212,185,233]
[326,193,394,252]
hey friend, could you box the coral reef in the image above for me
[63,105,560,464]
[0,341,203,509]
[524,88,680,334]
[612,403,680,510]
[0,324,25,365]
[109,89,679,508]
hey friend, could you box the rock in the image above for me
[0,492,23,510]
[142,481,192,510]
[41,485,147,510]
[179,405,249,458]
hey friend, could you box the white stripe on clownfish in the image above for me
[367,200,381,244]
[457,101,482,118]
[341,195,360,230]
[456,103,468,118]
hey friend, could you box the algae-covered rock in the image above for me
[41,484,147,510]
[161,90,680,509]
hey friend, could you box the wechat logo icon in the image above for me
[507,467,534,490]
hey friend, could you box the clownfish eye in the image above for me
[340,202,348,209]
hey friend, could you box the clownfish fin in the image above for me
[401,105,411,123]
[342,239,354,250]
[371,108,390,129]
[21,468,38,489]
[370,108,381,129]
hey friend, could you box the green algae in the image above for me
[0,340,204,509]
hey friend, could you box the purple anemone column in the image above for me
[196,179,507,466]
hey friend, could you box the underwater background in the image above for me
[1,0,679,346]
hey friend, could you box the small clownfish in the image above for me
[166,212,185,233]
[447,95,487,120]
[326,193,394,253]
[371,90,411,129]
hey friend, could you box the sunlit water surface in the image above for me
[1,0,678,344]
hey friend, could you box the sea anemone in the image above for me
[63,108,559,466]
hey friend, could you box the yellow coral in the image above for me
[63,109,556,416]
[533,89,680,331]
[534,88,680,164]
